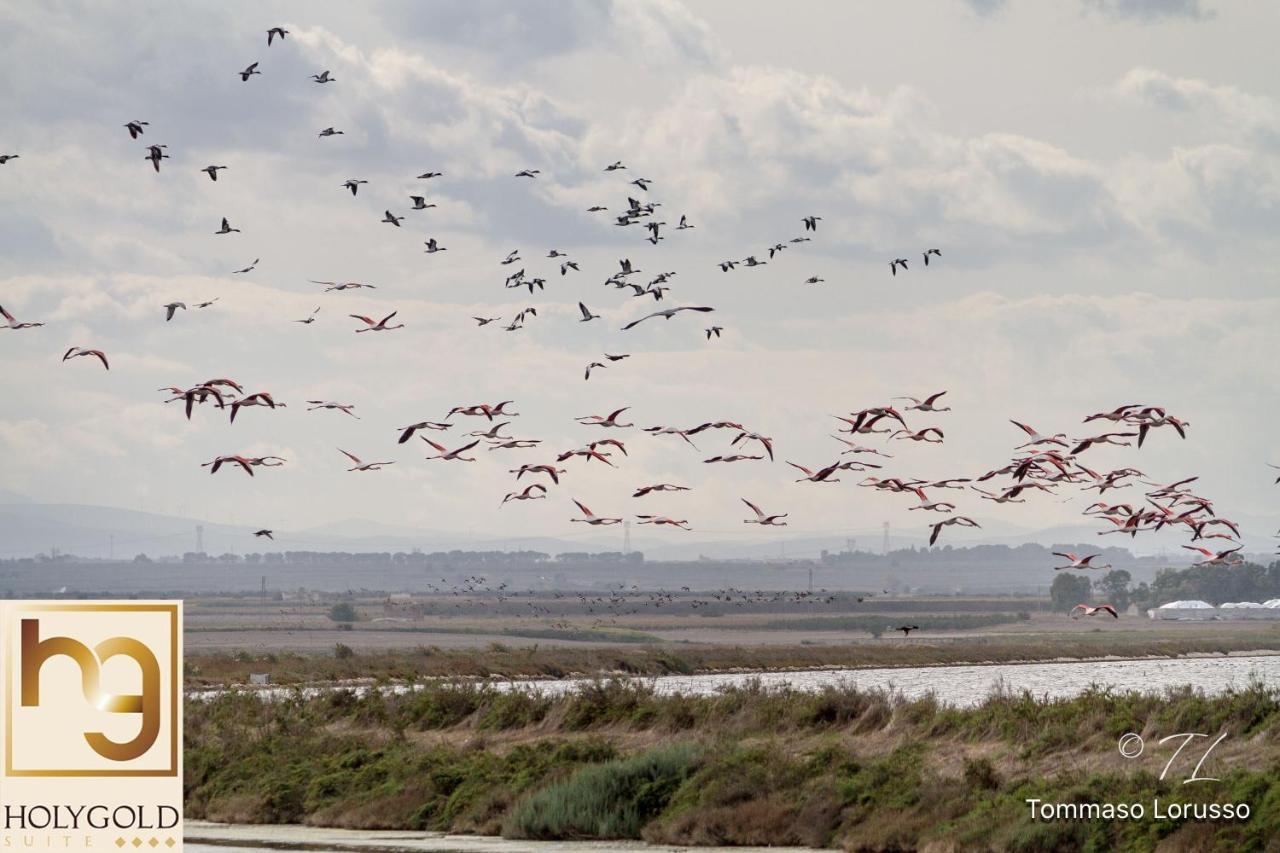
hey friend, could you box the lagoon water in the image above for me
[191,653,1280,708]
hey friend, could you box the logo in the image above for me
[2,602,180,776]
[1,601,183,850]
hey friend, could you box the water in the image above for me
[190,653,1280,708]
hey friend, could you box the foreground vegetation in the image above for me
[185,631,1280,687]
[186,679,1280,850]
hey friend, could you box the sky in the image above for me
[0,0,1277,553]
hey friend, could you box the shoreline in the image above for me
[185,647,1280,694]
[185,820,813,852]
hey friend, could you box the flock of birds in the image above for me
[2,25,1267,629]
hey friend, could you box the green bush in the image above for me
[504,743,699,839]
[328,602,357,622]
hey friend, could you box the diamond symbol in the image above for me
[164,840,176,849]
[148,840,159,848]
[115,840,126,849]
[132,839,143,848]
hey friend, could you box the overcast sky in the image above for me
[1,0,1277,552]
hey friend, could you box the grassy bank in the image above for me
[186,679,1280,850]
[185,633,1280,687]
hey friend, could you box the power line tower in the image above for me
[196,524,204,555]
[623,520,632,553]
[881,522,890,555]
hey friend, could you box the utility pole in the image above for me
[623,520,632,553]
[196,524,204,555]
[882,521,890,555]
[109,534,114,561]
[808,566,813,594]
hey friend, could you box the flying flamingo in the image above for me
[1,305,43,329]
[731,432,774,460]
[1070,604,1119,619]
[338,449,394,471]
[229,392,281,423]
[1135,415,1189,447]
[891,427,944,444]
[644,426,699,450]
[1052,552,1113,571]
[637,515,690,530]
[894,391,950,412]
[1010,420,1068,449]
[908,488,955,513]
[466,421,512,440]
[201,455,256,475]
[1070,432,1138,454]
[634,484,691,498]
[397,421,451,443]
[558,448,616,467]
[350,312,404,332]
[1182,545,1243,566]
[62,347,109,369]
[788,461,842,483]
[502,484,547,504]
[741,499,788,526]
[929,516,981,546]
[422,437,480,461]
[1083,404,1146,424]
[576,407,633,428]
[307,401,359,418]
[570,499,622,526]
[511,464,564,484]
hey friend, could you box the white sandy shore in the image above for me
[185,821,814,852]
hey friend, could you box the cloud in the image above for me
[961,0,1009,17]
[0,0,1274,545]
[1112,67,1280,147]
[1081,0,1211,21]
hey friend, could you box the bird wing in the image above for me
[741,498,764,519]
[621,312,658,330]
[338,449,362,464]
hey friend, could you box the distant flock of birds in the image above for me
[3,24,1271,630]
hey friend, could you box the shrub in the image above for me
[504,743,698,839]
[329,602,358,622]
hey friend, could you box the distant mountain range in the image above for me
[1,495,1273,563]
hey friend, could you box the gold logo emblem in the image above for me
[3,603,179,777]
